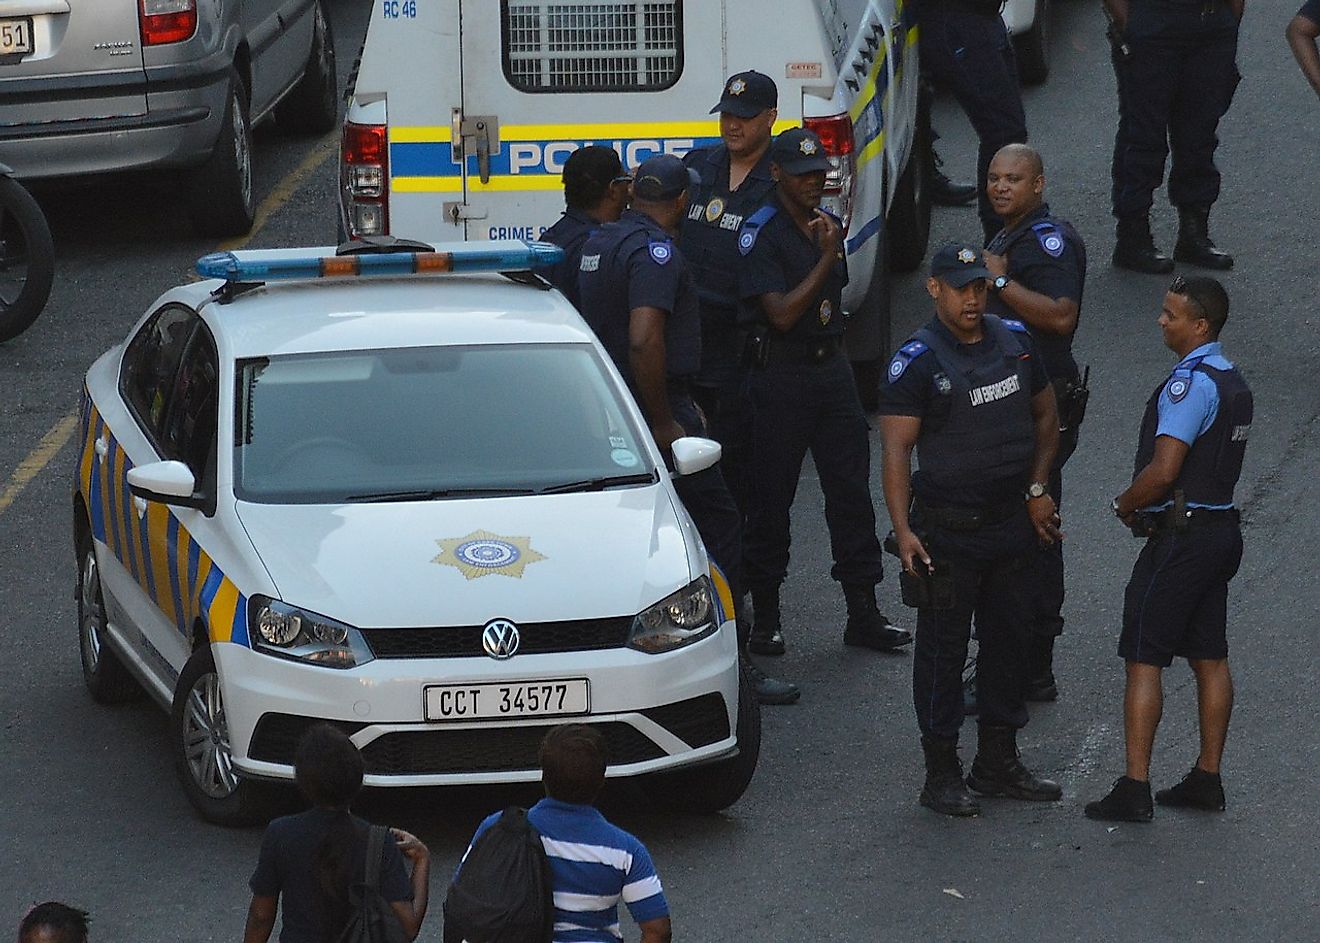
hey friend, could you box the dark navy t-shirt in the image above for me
[1299,0,1320,23]
[541,208,598,311]
[249,809,411,943]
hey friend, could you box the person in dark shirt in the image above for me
[243,725,430,943]
[18,903,89,943]
[876,243,1063,817]
[1287,0,1320,98]
[737,127,911,662]
[540,145,630,311]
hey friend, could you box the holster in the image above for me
[1054,365,1090,433]
[884,531,958,610]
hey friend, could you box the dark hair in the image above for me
[1171,274,1229,337]
[563,145,624,210]
[294,725,365,943]
[19,902,90,943]
[540,724,607,803]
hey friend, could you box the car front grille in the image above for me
[362,616,633,658]
[248,713,368,764]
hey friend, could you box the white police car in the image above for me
[73,240,756,825]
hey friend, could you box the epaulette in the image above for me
[1164,356,1207,404]
[737,204,779,256]
[886,338,929,383]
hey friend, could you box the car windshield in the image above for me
[234,343,656,504]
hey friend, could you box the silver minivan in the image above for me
[0,1,337,236]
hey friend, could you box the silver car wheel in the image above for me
[79,551,104,672]
[232,92,252,209]
[181,669,239,799]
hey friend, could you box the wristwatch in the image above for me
[1111,498,1123,517]
[990,274,1011,294]
[1026,481,1048,499]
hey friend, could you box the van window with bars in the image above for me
[502,1,683,93]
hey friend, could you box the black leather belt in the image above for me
[1149,506,1239,531]
[764,335,844,366]
[914,496,1021,532]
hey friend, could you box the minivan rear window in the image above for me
[502,1,683,93]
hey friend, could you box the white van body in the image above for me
[339,0,929,358]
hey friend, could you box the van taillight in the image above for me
[341,123,390,237]
[140,0,197,45]
[804,113,857,233]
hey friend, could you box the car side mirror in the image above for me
[127,461,209,511]
[671,437,722,476]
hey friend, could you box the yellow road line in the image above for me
[0,132,338,519]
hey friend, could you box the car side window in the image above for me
[121,305,199,444]
[162,327,220,491]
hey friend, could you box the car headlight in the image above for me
[627,578,718,654]
[248,597,374,669]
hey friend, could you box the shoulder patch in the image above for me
[1166,376,1191,403]
[887,340,928,383]
[1002,318,1029,334]
[1032,220,1066,258]
[648,239,673,265]
[737,204,779,257]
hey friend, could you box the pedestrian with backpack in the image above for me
[243,725,431,943]
[446,725,672,943]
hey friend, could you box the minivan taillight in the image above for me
[804,113,856,233]
[341,123,390,237]
[140,0,197,46]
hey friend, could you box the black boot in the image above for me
[1155,766,1226,811]
[747,587,786,656]
[966,725,1062,801]
[1174,205,1234,270]
[930,148,977,207]
[1024,635,1059,703]
[740,652,800,705]
[920,736,980,817]
[1085,776,1154,822]
[1113,215,1174,274]
[842,584,913,651]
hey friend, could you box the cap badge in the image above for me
[799,138,818,155]
[728,78,747,95]
[957,248,977,264]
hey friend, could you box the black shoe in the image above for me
[1155,766,1226,811]
[962,658,979,716]
[930,150,977,207]
[966,725,1062,801]
[748,587,787,656]
[842,584,913,651]
[747,624,786,656]
[1174,205,1234,270]
[1113,216,1175,274]
[1085,776,1154,822]
[920,736,980,817]
[741,654,800,705]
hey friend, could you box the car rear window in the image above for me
[234,343,656,504]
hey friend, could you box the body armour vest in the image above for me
[913,316,1037,492]
[681,147,775,311]
[1134,359,1252,506]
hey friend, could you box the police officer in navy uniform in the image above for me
[540,145,631,311]
[737,127,911,661]
[1087,277,1251,822]
[979,143,1087,703]
[681,70,779,519]
[1106,0,1241,272]
[876,243,1064,817]
[576,154,800,705]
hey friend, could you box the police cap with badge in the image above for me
[710,69,778,118]
[929,242,994,287]
[631,154,700,266]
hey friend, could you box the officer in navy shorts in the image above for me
[977,143,1088,703]
[1087,276,1251,823]
[876,243,1063,817]
[576,154,798,705]
[681,71,780,520]
[540,145,630,311]
[736,127,911,662]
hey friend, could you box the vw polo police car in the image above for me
[72,240,755,826]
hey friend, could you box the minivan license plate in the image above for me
[0,19,33,58]
[424,679,589,722]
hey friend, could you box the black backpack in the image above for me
[443,807,554,943]
[336,825,409,943]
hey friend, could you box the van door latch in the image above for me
[452,112,501,184]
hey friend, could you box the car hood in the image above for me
[234,486,692,628]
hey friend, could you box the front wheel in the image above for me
[0,175,55,343]
[171,646,270,826]
[886,100,933,274]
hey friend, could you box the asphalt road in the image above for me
[2,0,1318,940]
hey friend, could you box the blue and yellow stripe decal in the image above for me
[708,563,735,627]
[77,397,248,647]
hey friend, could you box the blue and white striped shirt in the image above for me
[462,798,669,942]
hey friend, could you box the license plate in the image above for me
[424,679,589,722]
[0,19,33,58]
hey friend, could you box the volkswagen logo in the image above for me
[481,619,520,660]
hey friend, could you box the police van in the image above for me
[338,0,930,362]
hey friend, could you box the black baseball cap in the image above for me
[930,243,993,287]
[770,128,832,175]
[710,70,778,118]
[562,145,625,186]
[631,154,701,200]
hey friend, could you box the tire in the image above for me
[645,667,762,813]
[171,646,270,826]
[0,175,54,343]
[77,539,141,704]
[886,101,933,274]
[1014,0,1051,86]
[275,0,338,135]
[187,69,255,238]
[846,212,892,410]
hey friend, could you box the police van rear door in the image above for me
[407,0,725,242]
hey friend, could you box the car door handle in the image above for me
[133,496,147,518]
[95,436,109,460]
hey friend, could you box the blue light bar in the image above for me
[195,241,565,283]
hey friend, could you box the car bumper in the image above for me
[216,621,741,786]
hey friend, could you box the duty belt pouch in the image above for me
[885,532,956,610]
[1056,365,1091,431]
